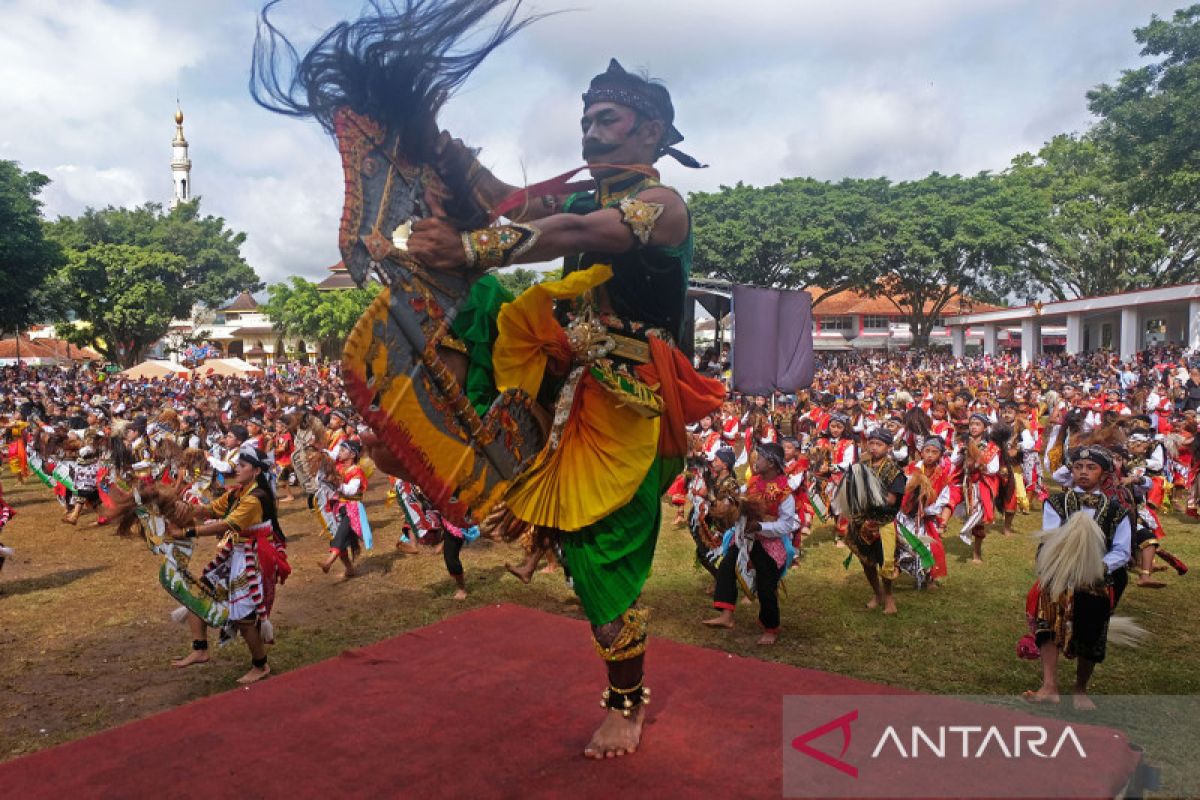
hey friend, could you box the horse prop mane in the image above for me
[252,0,547,525]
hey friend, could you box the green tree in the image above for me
[495,266,562,296]
[50,244,188,366]
[1083,5,1200,288]
[48,200,260,304]
[0,161,64,334]
[263,277,381,358]
[1007,135,1170,299]
[872,172,1039,348]
[1088,5,1200,201]
[45,199,260,365]
[689,178,887,306]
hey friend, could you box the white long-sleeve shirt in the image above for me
[922,484,953,518]
[1145,443,1167,474]
[752,493,800,539]
[1041,489,1131,575]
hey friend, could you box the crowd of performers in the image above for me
[1,346,1193,702]
[659,347,1194,706]
[0,366,487,682]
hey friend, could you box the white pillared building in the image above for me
[158,291,318,365]
[944,283,1200,365]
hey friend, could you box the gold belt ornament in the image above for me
[608,333,650,364]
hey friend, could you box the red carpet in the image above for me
[0,604,1141,799]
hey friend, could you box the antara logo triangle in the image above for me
[790,709,859,778]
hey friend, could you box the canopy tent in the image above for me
[200,357,264,377]
[119,360,190,380]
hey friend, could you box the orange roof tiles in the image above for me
[808,287,1001,317]
[0,337,102,361]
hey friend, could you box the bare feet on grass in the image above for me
[237,663,271,684]
[172,650,210,668]
[1071,690,1096,712]
[702,609,734,629]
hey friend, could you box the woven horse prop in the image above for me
[252,0,546,526]
[105,480,230,629]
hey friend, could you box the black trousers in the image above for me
[713,540,781,630]
[443,532,465,577]
[330,508,359,554]
[689,520,720,577]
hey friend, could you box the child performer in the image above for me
[319,440,372,578]
[703,443,799,645]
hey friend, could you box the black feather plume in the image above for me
[251,0,538,163]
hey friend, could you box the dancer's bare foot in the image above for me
[584,707,645,759]
[279,495,294,503]
[396,541,419,554]
[757,630,778,646]
[1003,528,1015,537]
[883,596,898,615]
[1137,573,1166,589]
[318,559,332,574]
[702,610,734,629]
[505,560,536,584]
[1071,691,1096,711]
[171,650,210,668]
[452,588,467,600]
[237,663,271,684]
[866,594,883,610]
[971,557,983,565]
[538,563,558,575]
[835,539,846,548]
[1021,687,1060,704]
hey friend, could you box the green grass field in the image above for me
[1,477,1196,790]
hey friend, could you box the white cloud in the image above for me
[0,0,1184,290]
[41,165,148,214]
[784,82,960,180]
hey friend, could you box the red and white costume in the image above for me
[901,460,951,579]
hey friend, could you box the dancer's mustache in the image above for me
[582,140,621,159]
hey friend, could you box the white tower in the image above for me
[170,105,192,209]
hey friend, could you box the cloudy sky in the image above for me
[0,0,1182,286]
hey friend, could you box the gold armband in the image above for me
[618,197,664,247]
[461,223,541,270]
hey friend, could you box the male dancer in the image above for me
[1024,446,1131,710]
[405,59,722,757]
[846,429,908,614]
